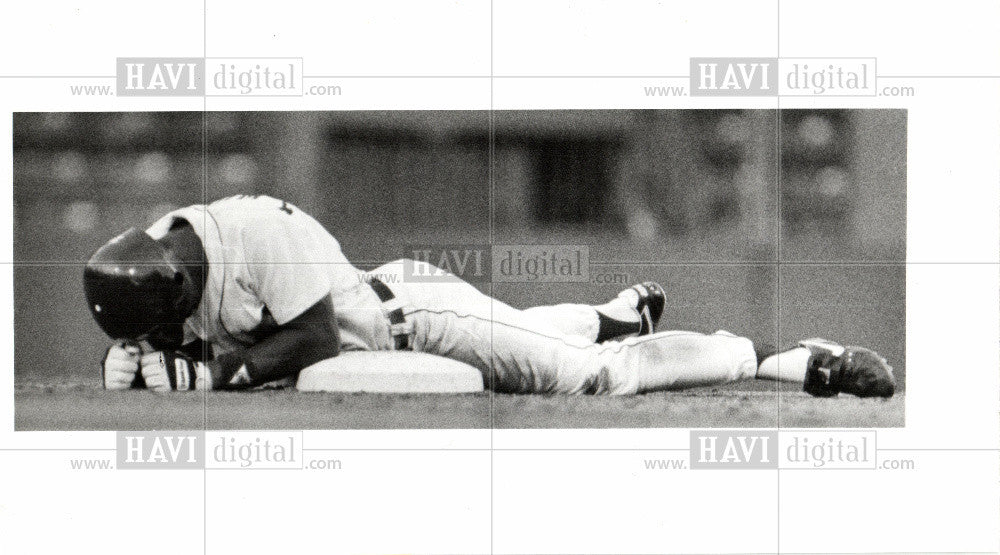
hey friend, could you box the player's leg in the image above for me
[522,282,666,343]
[519,303,600,342]
[410,302,758,394]
[613,330,760,393]
[376,260,894,397]
[380,261,753,394]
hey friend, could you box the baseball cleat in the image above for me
[799,338,895,398]
[620,281,666,336]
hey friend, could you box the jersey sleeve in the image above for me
[241,208,334,326]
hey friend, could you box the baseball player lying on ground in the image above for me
[85,195,894,397]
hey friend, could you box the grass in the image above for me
[15,382,903,431]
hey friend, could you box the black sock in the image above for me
[596,312,641,342]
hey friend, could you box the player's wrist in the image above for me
[211,352,255,390]
[137,350,208,392]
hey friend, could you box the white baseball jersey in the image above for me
[146,195,393,355]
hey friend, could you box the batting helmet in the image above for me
[83,228,192,345]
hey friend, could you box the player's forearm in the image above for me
[212,298,340,388]
[214,328,338,387]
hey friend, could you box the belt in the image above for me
[368,278,411,350]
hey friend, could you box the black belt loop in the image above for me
[369,277,410,350]
[368,277,394,303]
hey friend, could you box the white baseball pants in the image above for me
[374,260,758,395]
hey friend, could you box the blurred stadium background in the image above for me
[13,110,906,394]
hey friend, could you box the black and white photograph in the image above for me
[2,3,998,554]
[14,109,905,430]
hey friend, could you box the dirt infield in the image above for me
[15,382,903,430]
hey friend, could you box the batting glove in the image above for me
[101,342,143,390]
[140,351,213,392]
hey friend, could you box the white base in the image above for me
[296,351,485,393]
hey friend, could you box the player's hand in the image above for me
[140,351,213,392]
[101,341,143,390]
[101,341,144,390]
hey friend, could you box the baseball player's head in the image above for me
[83,227,204,350]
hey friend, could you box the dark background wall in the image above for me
[13,110,906,388]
